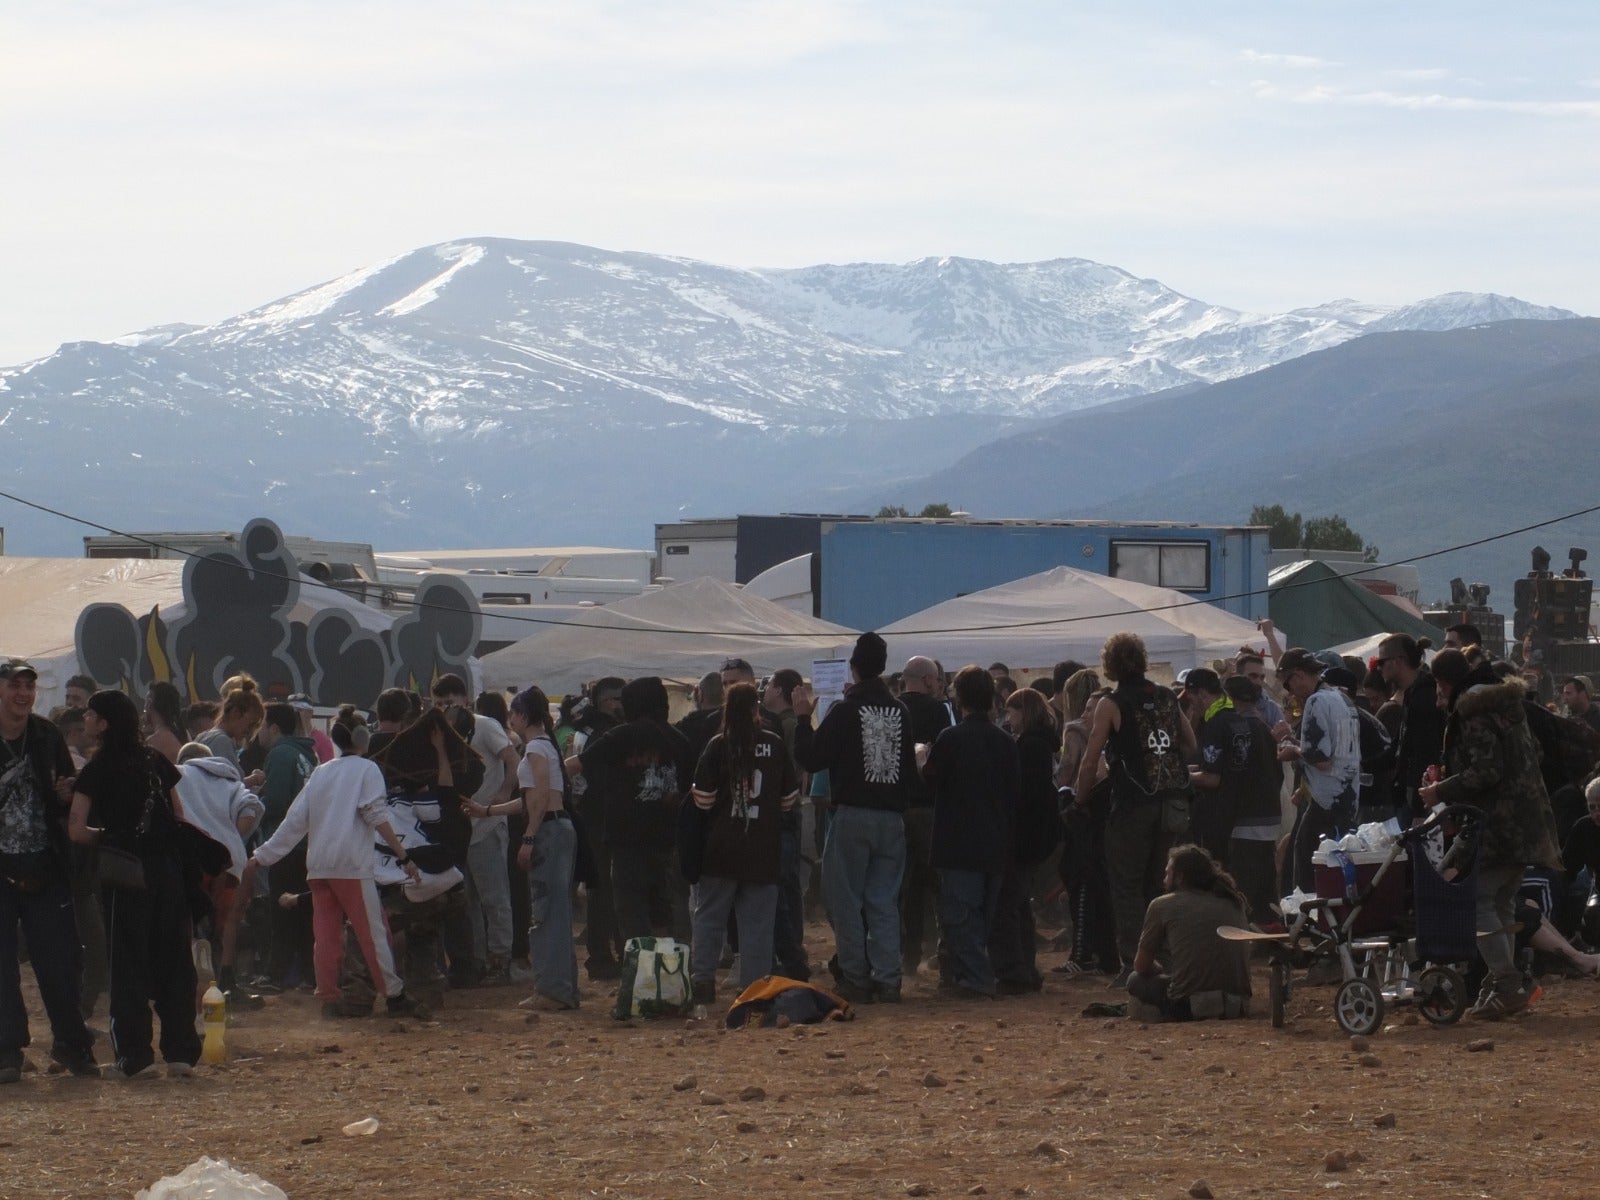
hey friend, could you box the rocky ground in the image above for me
[3,937,1597,1200]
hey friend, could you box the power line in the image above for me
[2,486,1597,640]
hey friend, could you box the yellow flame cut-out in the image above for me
[145,606,172,685]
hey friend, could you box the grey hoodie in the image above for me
[176,755,264,876]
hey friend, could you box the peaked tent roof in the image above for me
[478,576,861,694]
[1268,559,1438,653]
[876,565,1265,673]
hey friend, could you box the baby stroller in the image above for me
[1223,804,1482,1036]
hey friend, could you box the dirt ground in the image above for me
[3,926,1598,1200]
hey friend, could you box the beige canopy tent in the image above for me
[479,576,861,695]
[877,565,1267,676]
[0,555,395,712]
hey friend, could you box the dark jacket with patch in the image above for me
[794,678,917,814]
[1436,673,1561,871]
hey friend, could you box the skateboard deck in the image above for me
[1216,925,1291,942]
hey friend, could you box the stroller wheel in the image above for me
[1334,976,1384,1036]
[1270,961,1288,1029]
[1415,965,1469,1025]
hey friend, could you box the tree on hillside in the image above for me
[1251,504,1380,562]
[876,502,955,518]
[1249,503,1302,549]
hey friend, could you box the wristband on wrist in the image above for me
[521,835,536,846]
[396,855,410,867]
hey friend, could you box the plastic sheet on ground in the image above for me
[135,1157,287,1200]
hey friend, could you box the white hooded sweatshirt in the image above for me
[176,756,265,878]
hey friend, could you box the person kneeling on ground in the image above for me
[1127,844,1252,1022]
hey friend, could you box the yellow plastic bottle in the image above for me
[201,982,227,1064]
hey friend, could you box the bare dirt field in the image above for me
[3,931,1597,1200]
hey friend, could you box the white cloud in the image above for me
[1252,81,1600,118]
[1240,49,1335,69]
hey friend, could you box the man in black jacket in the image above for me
[0,659,99,1081]
[923,666,1019,998]
[793,633,919,1004]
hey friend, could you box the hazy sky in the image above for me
[4,1,1597,365]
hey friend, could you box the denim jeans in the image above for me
[691,876,778,992]
[528,817,580,1008]
[822,805,906,989]
[465,822,513,965]
[937,868,1001,995]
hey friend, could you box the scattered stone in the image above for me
[1089,1086,1109,1099]
[1202,1064,1225,1075]
[907,1186,933,1197]
[523,1013,540,1025]
[1467,1039,1495,1053]
[1358,1054,1381,1068]
[672,1075,697,1092]
[699,1091,726,1106]
[1323,1150,1349,1173]
[1373,1113,1397,1129]
[1401,1012,1419,1026]
[968,1187,988,1196]
[846,1082,880,1096]
[299,1135,323,1145]
[1348,1034,1370,1051]
[825,1050,847,1060]
[972,1054,984,1063]
[739,1085,766,1102]
[463,1083,480,1094]
[1188,1180,1214,1199]
[1346,1151,1365,1165]
[1031,1139,1062,1157]
[318,1044,341,1054]
[923,1071,948,1088]
[736,1120,759,1133]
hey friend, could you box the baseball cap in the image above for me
[0,658,39,682]
[1176,667,1221,694]
[1275,647,1322,678]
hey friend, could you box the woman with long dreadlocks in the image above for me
[687,682,799,1006]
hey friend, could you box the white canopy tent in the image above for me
[877,565,1267,676]
[0,556,396,711]
[479,576,860,695]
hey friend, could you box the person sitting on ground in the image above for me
[1127,844,1252,1022]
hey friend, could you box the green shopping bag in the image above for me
[613,936,694,1020]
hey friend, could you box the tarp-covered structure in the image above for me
[479,576,860,695]
[876,566,1266,674]
[1268,559,1438,654]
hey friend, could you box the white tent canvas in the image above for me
[0,556,396,711]
[479,576,860,695]
[877,565,1265,675]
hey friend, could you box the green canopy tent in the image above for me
[1268,558,1438,653]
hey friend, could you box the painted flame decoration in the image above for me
[145,606,173,684]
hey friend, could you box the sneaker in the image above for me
[223,987,267,1012]
[871,982,903,1004]
[691,978,716,1007]
[0,1063,20,1085]
[49,1047,101,1079]
[1470,987,1528,1021]
[519,992,579,1013]
[166,1061,195,1078]
[386,991,432,1019]
[1050,960,1085,978]
[117,1062,160,1081]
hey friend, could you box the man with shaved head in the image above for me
[898,656,954,977]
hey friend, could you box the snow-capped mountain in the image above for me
[0,238,1580,553]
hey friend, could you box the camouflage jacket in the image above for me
[1437,678,1560,870]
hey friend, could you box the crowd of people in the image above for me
[3,614,1599,1081]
